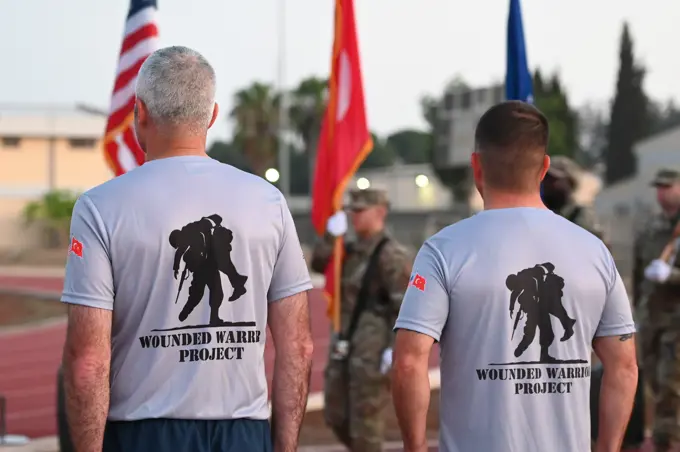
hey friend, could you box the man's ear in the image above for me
[470,151,484,197]
[208,103,219,129]
[135,98,149,126]
[540,154,551,181]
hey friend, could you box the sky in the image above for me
[1,0,678,145]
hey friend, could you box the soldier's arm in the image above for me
[578,206,608,244]
[378,241,413,345]
[309,232,337,274]
[631,231,644,306]
[662,258,680,285]
[173,245,188,272]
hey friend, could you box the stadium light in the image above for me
[415,174,429,188]
[356,177,370,190]
[265,168,280,183]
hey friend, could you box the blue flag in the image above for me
[505,0,544,197]
[505,0,533,103]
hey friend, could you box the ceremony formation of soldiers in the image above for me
[56,45,680,452]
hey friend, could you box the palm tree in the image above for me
[288,77,328,191]
[23,189,79,248]
[229,82,280,177]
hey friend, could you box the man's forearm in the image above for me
[271,343,313,452]
[63,356,110,452]
[392,362,430,452]
[595,364,638,452]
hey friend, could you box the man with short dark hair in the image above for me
[392,101,638,452]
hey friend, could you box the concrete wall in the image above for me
[0,135,112,250]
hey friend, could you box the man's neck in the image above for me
[663,207,680,221]
[482,191,547,211]
[145,129,209,162]
[356,227,384,242]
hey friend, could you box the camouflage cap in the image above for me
[547,155,581,182]
[651,168,680,186]
[345,188,389,210]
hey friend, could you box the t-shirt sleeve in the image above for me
[393,240,450,342]
[595,252,636,337]
[267,197,313,302]
[61,194,115,310]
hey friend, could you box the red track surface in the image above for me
[0,274,439,439]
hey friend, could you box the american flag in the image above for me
[103,0,160,176]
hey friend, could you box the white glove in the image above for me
[380,348,393,374]
[326,211,348,237]
[644,259,672,283]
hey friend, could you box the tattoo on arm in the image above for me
[62,305,112,452]
[619,333,633,342]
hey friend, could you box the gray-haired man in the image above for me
[60,46,314,452]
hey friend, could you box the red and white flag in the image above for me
[103,0,160,176]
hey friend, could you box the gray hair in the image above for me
[135,46,216,133]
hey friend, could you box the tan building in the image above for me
[0,104,111,251]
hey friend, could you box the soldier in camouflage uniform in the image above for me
[542,155,607,241]
[311,188,413,452]
[633,168,680,452]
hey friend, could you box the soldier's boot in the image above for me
[514,337,531,357]
[180,279,205,322]
[560,318,577,342]
[228,275,248,301]
[540,346,557,363]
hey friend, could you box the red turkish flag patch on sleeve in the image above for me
[410,273,426,291]
[69,237,83,258]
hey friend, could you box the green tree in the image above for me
[533,70,578,158]
[289,148,311,195]
[229,82,280,177]
[360,132,396,169]
[207,140,252,172]
[604,22,650,184]
[386,129,431,164]
[287,76,328,192]
[649,99,680,136]
[23,190,79,248]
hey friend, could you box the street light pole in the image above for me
[276,0,290,199]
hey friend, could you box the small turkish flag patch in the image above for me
[69,237,83,258]
[410,273,426,291]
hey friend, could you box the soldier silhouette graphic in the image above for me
[169,214,248,326]
[506,262,577,363]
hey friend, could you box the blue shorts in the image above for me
[103,418,272,452]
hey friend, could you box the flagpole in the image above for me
[276,0,290,199]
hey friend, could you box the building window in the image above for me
[68,138,96,149]
[2,137,21,148]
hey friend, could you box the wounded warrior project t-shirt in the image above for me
[61,156,312,421]
[395,207,635,452]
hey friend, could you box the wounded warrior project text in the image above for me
[477,366,591,395]
[139,329,261,362]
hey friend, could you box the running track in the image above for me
[0,274,439,439]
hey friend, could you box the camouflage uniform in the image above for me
[634,168,680,449]
[310,188,412,452]
[545,156,607,242]
[556,202,606,241]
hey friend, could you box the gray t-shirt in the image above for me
[62,156,312,421]
[395,207,635,452]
